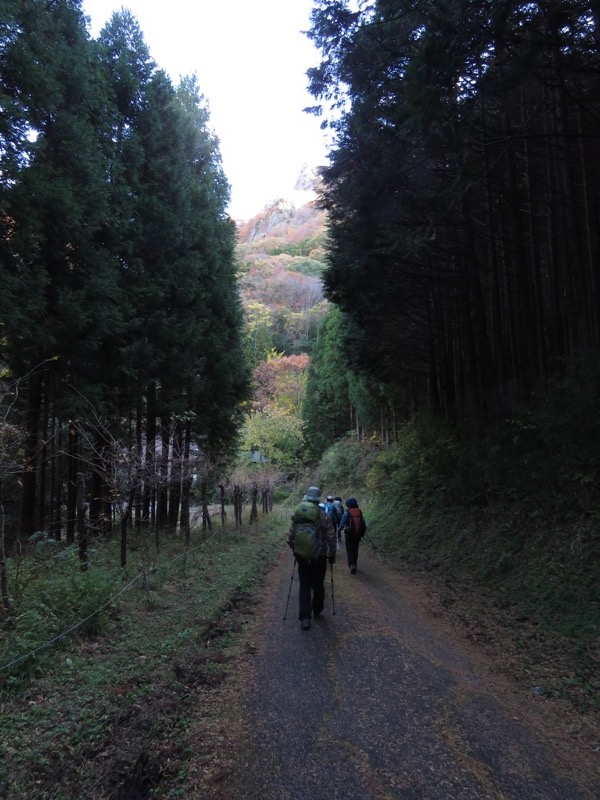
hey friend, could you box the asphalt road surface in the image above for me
[222,540,599,800]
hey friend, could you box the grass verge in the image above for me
[0,512,285,800]
[366,503,600,716]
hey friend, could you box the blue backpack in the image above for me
[324,501,339,525]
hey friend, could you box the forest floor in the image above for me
[1,512,598,799]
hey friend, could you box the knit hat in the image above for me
[345,497,358,508]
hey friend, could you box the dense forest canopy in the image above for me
[305,0,600,421]
[0,1,249,549]
[3,0,599,548]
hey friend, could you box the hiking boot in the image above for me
[350,565,357,574]
[301,619,311,631]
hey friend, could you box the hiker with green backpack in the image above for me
[287,486,336,631]
[338,497,367,574]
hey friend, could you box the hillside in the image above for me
[235,188,329,362]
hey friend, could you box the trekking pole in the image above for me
[365,529,384,563]
[283,557,297,622]
[330,562,336,615]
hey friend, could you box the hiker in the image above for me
[324,495,341,539]
[338,497,366,574]
[333,496,344,541]
[288,486,336,630]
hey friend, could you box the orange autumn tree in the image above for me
[253,353,309,416]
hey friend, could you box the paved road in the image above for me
[223,542,599,800]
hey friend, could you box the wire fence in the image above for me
[0,528,222,676]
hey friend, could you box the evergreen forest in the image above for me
[300,0,599,707]
[0,2,250,567]
[0,2,599,797]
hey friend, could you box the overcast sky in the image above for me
[81,1,328,220]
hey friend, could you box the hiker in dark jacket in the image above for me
[287,486,336,630]
[338,497,366,574]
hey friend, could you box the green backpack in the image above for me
[291,501,323,561]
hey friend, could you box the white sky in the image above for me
[81,0,329,221]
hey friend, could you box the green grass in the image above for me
[0,511,286,799]
[364,499,600,712]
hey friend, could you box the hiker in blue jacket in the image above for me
[288,486,336,630]
[324,495,341,540]
[333,496,344,541]
[338,497,366,574]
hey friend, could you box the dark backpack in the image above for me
[345,507,366,539]
[291,501,323,561]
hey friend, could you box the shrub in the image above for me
[319,437,379,496]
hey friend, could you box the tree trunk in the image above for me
[120,489,135,569]
[134,398,143,532]
[77,472,88,571]
[219,483,226,526]
[180,421,192,545]
[143,381,156,528]
[156,418,170,534]
[20,371,43,543]
[66,422,78,545]
[234,485,243,528]
[249,487,259,525]
[49,416,61,542]
[90,427,107,537]
[200,481,212,531]
[0,479,12,615]
[168,422,183,531]
[37,385,50,533]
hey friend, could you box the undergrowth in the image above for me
[316,362,600,712]
[1,548,118,692]
[0,512,285,799]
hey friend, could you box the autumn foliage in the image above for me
[253,354,309,414]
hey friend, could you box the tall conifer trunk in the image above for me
[156,418,170,533]
[37,385,49,533]
[66,423,79,544]
[144,382,157,528]
[0,479,11,614]
[49,416,61,542]
[168,421,183,531]
[66,422,78,545]
[180,420,192,545]
[19,372,42,542]
[135,398,143,531]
